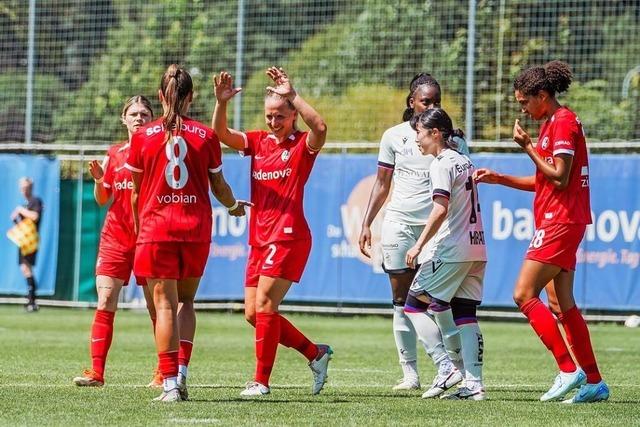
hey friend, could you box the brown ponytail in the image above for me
[160,64,193,142]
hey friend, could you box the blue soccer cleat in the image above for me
[540,368,586,402]
[563,381,610,404]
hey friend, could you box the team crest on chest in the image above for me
[281,150,290,162]
[541,136,549,150]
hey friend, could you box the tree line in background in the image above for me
[1,0,638,145]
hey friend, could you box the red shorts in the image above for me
[96,243,146,285]
[134,242,210,280]
[245,239,312,287]
[525,223,586,271]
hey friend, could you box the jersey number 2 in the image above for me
[165,136,189,189]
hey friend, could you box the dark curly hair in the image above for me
[402,73,441,121]
[513,60,573,97]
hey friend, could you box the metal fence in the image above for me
[2,0,639,148]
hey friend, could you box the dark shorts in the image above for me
[18,251,37,266]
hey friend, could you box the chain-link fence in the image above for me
[2,0,639,147]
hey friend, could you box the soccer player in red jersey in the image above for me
[73,95,160,388]
[127,64,248,402]
[474,61,609,403]
[212,67,332,397]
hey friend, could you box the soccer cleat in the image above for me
[147,369,163,388]
[392,378,421,391]
[441,386,486,401]
[309,344,333,395]
[540,368,586,402]
[153,388,182,402]
[240,381,270,397]
[422,368,464,398]
[73,369,104,387]
[177,375,189,401]
[25,303,39,313]
[562,381,610,404]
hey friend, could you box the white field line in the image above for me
[1,383,638,388]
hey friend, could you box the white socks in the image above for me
[393,305,418,366]
[163,376,178,392]
[459,322,484,383]
[432,308,463,373]
[404,310,449,369]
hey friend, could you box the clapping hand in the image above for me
[266,67,296,101]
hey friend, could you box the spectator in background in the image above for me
[11,177,43,312]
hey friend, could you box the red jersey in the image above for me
[100,142,136,252]
[242,130,317,246]
[126,117,222,243]
[533,107,591,227]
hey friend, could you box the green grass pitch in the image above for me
[0,306,637,426]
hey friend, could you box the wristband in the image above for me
[94,177,104,184]
[227,200,239,212]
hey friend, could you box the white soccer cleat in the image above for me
[540,368,586,402]
[177,374,189,401]
[422,368,464,398]
[441,386,486,401]
[562,380,610,404]
[392,378,421,391]
[240,381,270,397]
[73,369,104,387]
[309,344,333,395]
[153,388,182,402]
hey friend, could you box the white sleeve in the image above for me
[376,129,395,169]
[430,158,452,200]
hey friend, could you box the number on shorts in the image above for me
[164,136,189,189]
[264,244,277,265]
[465,177,481,224]
[529,229,545,249]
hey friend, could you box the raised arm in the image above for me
[89,159,110,205]
[358,167,393,258]
[212,71,246,151]
[266,67,327,151]
[513,119,573,190]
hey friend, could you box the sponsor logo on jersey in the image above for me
[281,150,290,162]
[114,178,134,191]
[252,168,292,181]
[155,193,197,204]
[146,122,207,139]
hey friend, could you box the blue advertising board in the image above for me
[193,153,640,311]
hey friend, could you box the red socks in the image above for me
[158,350,179,379]
[520,298,576,373]
[255,312,281,386]
[91,309,115,379]
[178,340,194,367]
[558,306,602,383]
[279,315,318,361]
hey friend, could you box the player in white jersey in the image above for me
[404,108,487,401]
[359,74,468,394]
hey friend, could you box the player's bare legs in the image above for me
[149,278,181,401]
[175,277,200,400]
[141,282,164,387]
[514,260,586,401]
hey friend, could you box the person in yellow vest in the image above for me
[11,177,43,312]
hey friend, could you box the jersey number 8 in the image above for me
[164,136,189,189]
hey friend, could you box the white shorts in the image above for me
[380,219,425,274]
[410,259,486,303]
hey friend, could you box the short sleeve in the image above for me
[377,128,395,170]
[552,118,578,157]
[101,152,113,189]
[430,159,452,200]
[125,133,144,173]
[241,131,265,157]
[208,134,223,174]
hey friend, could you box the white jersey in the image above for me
[377,121,470,226]
[424,148,486,262]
